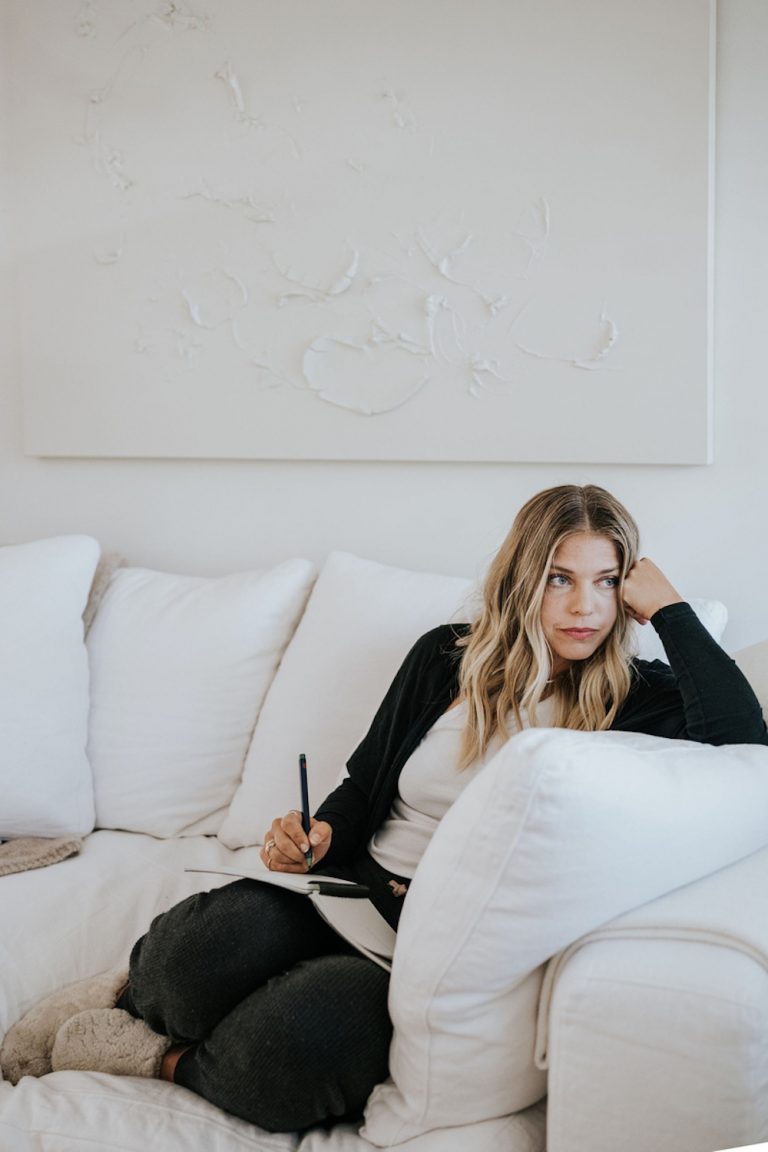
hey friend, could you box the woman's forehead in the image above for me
[551,533,619,570]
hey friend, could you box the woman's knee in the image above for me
[128,880,328,1041]
[127,883,258,1035]
[177,954,392,1131]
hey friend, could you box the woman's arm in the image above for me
[617,559,767,745]
[644,602,768,745]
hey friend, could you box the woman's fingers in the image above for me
[276,811,309,859]
[306,819,333,865]
[623,558,682,621]
[260,813,333,873]
[260,833,307,872]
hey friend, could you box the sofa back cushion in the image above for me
[218,552,474,849]
[362,728,768,1144]
[87,560,317,837]
[0,535,100,839]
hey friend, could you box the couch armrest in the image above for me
[545,937,768,1152]
[540,844,768,1152]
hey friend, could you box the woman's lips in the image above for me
[560,628,598,639]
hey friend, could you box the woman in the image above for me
[3,485,766,1131]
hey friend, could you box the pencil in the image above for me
[299,753,313,869]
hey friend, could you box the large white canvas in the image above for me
[13,0,715,463]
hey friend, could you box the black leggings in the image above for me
[118,876,394,1132]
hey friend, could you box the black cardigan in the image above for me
[315,602,768,866]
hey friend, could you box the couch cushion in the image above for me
[0,1077,546,1152]
[218,553,474,849]
[0,1075,297,1152]
[0,535,100,839]
[361,728,768,1144]
[87,560,317,837]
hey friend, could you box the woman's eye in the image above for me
[548,573,569,587]
[601,576,619,589]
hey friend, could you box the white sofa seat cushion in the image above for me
[362,728,768,1146]
[0,535,100,839]
[0,1074,298,1152]
[218,553,474,849]
[87,560,317,837]
[300,1103,546,1152]
[0,1079,546,1152]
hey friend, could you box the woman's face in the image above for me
[540,532,621,675]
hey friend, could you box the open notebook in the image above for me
[185,866,397,972]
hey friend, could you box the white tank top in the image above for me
[368,697,556,878]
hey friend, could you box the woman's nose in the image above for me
[570,584,594,615]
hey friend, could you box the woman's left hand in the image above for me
[622,558,683,625]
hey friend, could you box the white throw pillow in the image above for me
[0,535,100,839]
[633,598,727,663]
[87,560,317,837]
[362,728,768,1145]
[218,552,474,849]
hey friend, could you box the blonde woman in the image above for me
[5,485,766,1131]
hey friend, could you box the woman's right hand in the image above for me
[260,811,333,873]
[622,557,683,626]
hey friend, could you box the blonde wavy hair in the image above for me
[456,484,639,769]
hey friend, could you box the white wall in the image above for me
[1,1,767,649]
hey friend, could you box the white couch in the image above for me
[1,536,768,1152]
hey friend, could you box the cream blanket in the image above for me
[0,837,82,878]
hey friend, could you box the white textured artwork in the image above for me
[13,0,715,462]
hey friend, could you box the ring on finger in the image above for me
[265,838,276,855]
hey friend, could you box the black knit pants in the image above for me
[117,877,393,1132]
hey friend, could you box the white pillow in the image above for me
[218,552,474,849]
[362,727,768,1145]
[0,536,100,839]
[87,559,317,837]
[633,597,727,662]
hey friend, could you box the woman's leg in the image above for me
[173,952,392,1132]
[119,879,352,1042]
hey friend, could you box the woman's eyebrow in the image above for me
[550,566,620,575]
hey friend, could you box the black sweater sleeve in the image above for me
[615,602,768,745]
